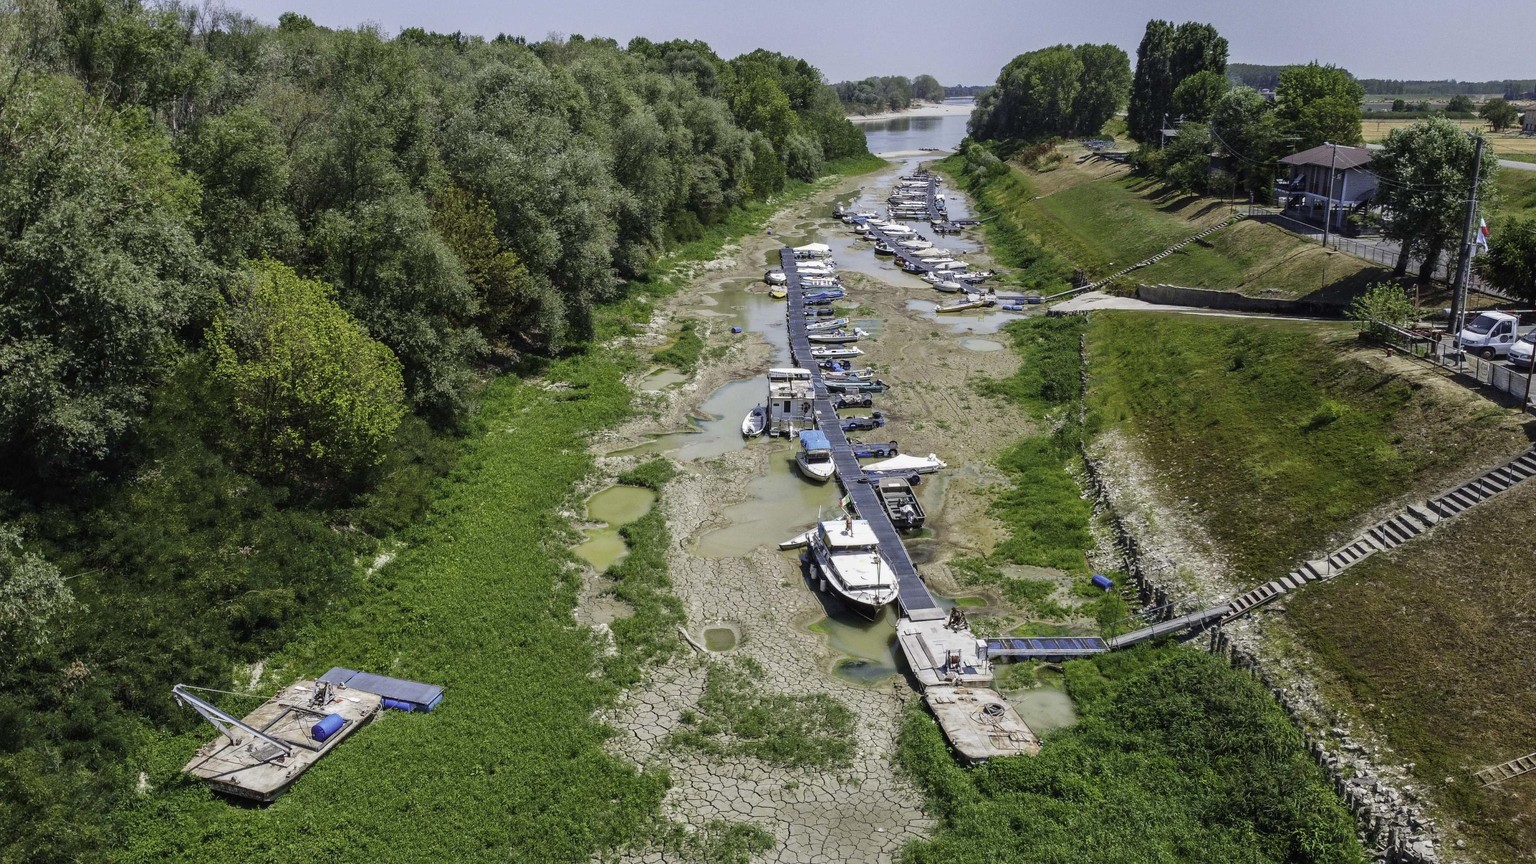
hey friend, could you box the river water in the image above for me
[856,98,973,155]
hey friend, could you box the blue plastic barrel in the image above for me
[312,713,346,742]
[1091,573,1114,591]
[731,326,743,334]
[381,698,414,712]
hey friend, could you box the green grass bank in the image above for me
[900,646,1365,864]
[1086,312,1527,583]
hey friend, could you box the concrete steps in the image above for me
[1221,447,1536,623]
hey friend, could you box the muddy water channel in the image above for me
[594,153,1072,863]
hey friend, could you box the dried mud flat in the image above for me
[578,163,1043,862]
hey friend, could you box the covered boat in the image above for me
[793,242,833,259]
[795,430,836,482]
[807,516,899,618]
[764,268,787,285]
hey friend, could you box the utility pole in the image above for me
[1449,135,1487,336]
[1321,142,1340,249]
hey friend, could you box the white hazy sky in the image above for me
[226,0,1524,85]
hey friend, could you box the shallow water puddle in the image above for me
[1009,685,1079,735]
[640,367,688,392]
[904,299,1019,335]
[692,446,837,558]
[572,485,657,571]
[703,627,737,651]
[959,337,1004,352]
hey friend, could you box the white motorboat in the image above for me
[863,452,947,474]
[898,239,933,251]
[764,268,787,285]
[933,280,963,293]
[808,516,899,618]
[794,242,833,259]
[806,316,850,331]
[741,404,767,438]
[811,345,863,361]
[807,328,868,344]
[795,430,836,483]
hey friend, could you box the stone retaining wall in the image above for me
[1136,282,1348,317]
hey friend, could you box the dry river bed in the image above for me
[574,161,1062,863]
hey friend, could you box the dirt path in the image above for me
[581,161,1041,862]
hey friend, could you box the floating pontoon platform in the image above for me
[319,667,444,712]
[180,679,381,802]
[924,686,1039,761]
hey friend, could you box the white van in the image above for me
[1455,311,1527,359]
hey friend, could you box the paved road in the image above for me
[1363,142,1536,172]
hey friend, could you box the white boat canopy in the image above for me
[794,243,831,254]
[864,453,948,474]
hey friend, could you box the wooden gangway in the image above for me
[1476,751,1536,787]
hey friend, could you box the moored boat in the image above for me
[807,328,868,344]
[810,345,862,361]
[795,430,836,483]
[873,241,894,256]
[765,268,787,285]
[874,477,926,531]
[741,404,767,438]
[807,516,899,618]
[806,316,850,331]
[936,295,994,313]
[933,280,963,293]
[769,285,788,299]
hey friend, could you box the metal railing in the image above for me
[1369,321,1535,409]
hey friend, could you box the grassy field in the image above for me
[119,351,673,863]
[1086,313,1530,583]
[1286,480,1536,862]
[943,150,1388,299]
[1494,165,1536,221]
[900,646,1365,864]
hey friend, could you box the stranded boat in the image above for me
[741,404,767,438]
[874,476,926,531]
[810,345,862,361]
[795,429,835,482]
[807,328,868,344]
[807,515,899,618]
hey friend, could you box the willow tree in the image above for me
[209,261,406,485]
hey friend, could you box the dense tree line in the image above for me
[0,3,870,859]
[1229,64,1536,100]
[833,72,945,115]
[968,44,1131,147]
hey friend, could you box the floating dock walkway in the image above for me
[781,248,943,623]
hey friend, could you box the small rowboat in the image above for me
[769,285,787,299]
[741,404,767,438]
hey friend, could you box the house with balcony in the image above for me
[1274,144,1378,234]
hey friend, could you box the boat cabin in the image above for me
[767,367,816,436]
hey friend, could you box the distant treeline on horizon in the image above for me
[1228,62,1536,98]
